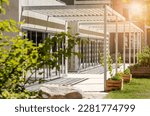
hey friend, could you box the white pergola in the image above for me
[23,5,143,91]
[80,21,143,72]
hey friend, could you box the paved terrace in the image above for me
[27,64,128,99]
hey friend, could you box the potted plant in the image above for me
[100,53,123,91]
[106,73,123,91]
[122,68,132,83]
[130,47,150,77]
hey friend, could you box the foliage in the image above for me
[138,47,150,67]
[124,68,130,75]
[100,53,123,80]
[111,73,122,81]
[107,54,113,79]
[0,0,9,14]
[37,32,80,70]
[0,28,80,99]
[0,0,80,98]
[99,53,104,67]
[0,38,38,99]
[117,53,122,66]
[99,53,113,79]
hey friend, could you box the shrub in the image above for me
[124,68,130,75]
[111,73,122,81]
[0,0,80,98]
[138,47,150,67]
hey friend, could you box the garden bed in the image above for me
[130,67,150,77]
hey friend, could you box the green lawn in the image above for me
[106,78,150,99]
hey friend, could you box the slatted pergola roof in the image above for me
[23,5,143,33]
[23,5,125,22]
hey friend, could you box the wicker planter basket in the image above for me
[122,74,132,83]
[130,67,150,77]
[106,79,123,91]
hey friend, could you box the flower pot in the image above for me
[122,74,132,83]
[130,67,150,77]
[106,79,123,91]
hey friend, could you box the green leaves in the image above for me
[138,47,150,67]
[124,68,130,75]
[38,31,80,71]
[0,0,80,98]
[0,0,9,14]
[107,54,113,78]
[99,53,113,78]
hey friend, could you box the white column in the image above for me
[129,23,131,65]
[65,21,68,75]
[145,26,147,46]
[133,30,136,64]
[115,16,118,73]
[136,32,139,63]
[104,5,107,91]
[140,32,142,53]
[61,37,64,74]
[123,22,126,71]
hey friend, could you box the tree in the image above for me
[0,0,80,98]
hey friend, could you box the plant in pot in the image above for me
[100,53,123,91]
[122,68,132,83]
[129,47,150,77]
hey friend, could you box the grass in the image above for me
[105,78,150,99]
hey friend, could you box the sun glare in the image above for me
[130,2,143,16]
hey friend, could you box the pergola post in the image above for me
[145,26,147,46]
[65,21,68,75]
[115,16,118,73]
[129,22,131,65]
[123,22,126,71]
[104,5,107,91]
[137,32,139,63]
[133,30,136,64]
[140,32,142,53]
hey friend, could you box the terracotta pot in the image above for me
[122,74,132,83]
[130,67,150,77]
[106,79,123,91]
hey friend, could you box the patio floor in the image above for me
[27,64,128,99]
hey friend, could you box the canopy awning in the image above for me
[22,5,125,22]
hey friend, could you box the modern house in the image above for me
[0,0,144,90]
